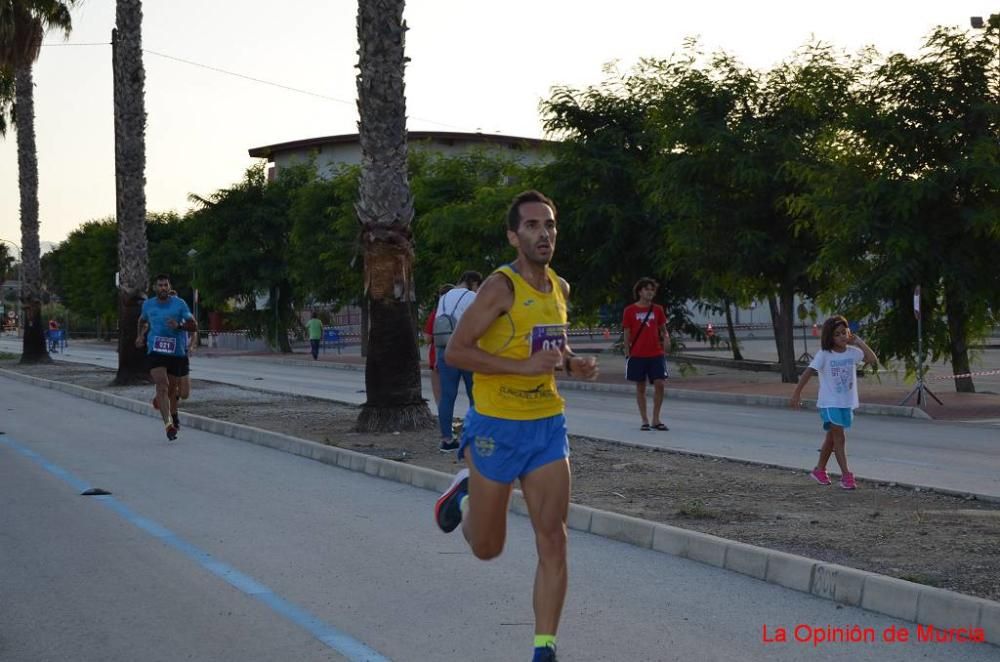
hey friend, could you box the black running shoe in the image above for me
[434,469,468,533]
[165,423,178,441]
[439,438,460,453]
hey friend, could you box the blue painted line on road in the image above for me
[0,434,391,662]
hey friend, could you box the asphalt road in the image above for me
[6,338,998,499]
[2,377,997,661]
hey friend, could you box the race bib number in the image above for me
[530,324,567,354]
[152,336,177,354]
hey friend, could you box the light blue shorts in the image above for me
[458,409,569,484]
[819,407,854,430]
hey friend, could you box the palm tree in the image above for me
[112,0,149,384]
[0,0,78,363]
[354,0,432,431]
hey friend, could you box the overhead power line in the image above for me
[42,41,475,132]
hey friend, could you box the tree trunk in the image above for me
[112,3,151,385]
[944,284,975,393]
[14,65,49,364]
[354,0,432,431]
[273,281,292,353]
[768,288,798,383]
[723,298,743,361]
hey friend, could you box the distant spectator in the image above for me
[307,311,323,360]
[424,284,454,407]
[47,318,60,353]
[435,271,482,452]
[622,277,669,431]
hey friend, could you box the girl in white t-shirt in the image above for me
[790,316,878,490]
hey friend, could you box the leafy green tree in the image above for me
[188,164,304,352]
[540,75,697,323]
[0,0,79,362]
[288,164,362,310]
[791,26,1000,392]
[411,150,540,310]
[42,218,118,324]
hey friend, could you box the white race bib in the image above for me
[152,336,177,354]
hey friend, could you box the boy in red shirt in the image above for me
[622,277,669,430]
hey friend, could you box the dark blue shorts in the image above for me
[458,409,569,484]
[625,355,668,384]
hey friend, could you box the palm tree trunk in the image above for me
[112,3,151,385]
[14,64,49,364]
[354,0,432,431]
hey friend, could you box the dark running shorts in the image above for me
[147,353,189,377]
[625,355,668,384]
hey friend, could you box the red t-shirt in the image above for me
[622,303,668,357]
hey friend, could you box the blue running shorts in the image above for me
[819,407,853,430]
[458,409,569,484]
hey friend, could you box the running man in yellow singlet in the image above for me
[434,190,598,662]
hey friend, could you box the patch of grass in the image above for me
[0,352,16,360]
[676,500,719,520]
[898,573,942,587]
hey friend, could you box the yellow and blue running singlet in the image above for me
[472,264,568,421]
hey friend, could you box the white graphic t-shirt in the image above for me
[809,347,865,409]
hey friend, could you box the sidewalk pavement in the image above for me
[187,339,1000,423]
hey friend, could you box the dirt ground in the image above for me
[5,359,1000,603]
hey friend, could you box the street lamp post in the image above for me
[0,238,23,336]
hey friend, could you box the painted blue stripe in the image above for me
[0,435,391,662]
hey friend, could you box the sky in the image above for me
[0,0,991,248]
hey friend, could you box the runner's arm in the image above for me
[557,278,598,380]
[445,273,561,376]
[849,335,878,366]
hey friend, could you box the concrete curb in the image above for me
[2,367,996,646]
[232,355,931,420]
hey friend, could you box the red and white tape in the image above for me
[930,368,1000,381]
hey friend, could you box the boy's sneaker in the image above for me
[532,644,557,662]
[840,472,857,490]
[439,438,460,452]
[809,468,831,485]
[434,468,468,533]
[165,423,178,441]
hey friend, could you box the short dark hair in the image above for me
[437,283,455,296]
[154,273,171,283]
[506,190,556,232]
[459,271,482,288]
[820,315,849,351]
[633,277,659,300]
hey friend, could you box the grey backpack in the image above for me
[432,290,470,349]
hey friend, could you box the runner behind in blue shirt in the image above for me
[136,274,197,440]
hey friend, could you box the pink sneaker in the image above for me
[840,472,857,490]
[809,468,832,485]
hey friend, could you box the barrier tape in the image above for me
[930,368,1000,381]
